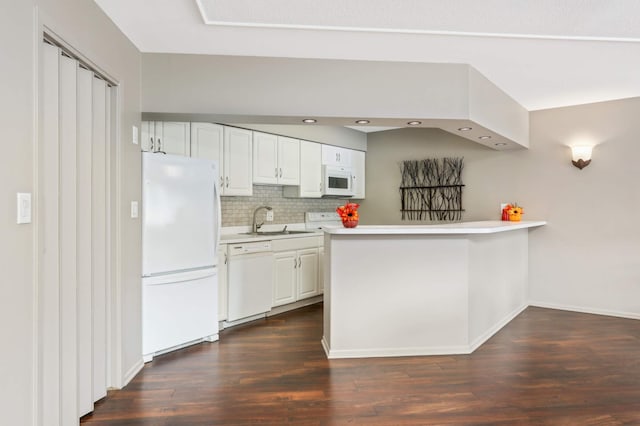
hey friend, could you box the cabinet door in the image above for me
[277,136,300,186]
[318,247,324,294]
[223,127,253,196]
[218,245,228,322]
[299,140,322,197]
[322,144,351,166]
[141,121,154,152]
[253,132,278,184]
[351,150,366,199]
[297,248,319,300]
[273,251,297,307]
[157,122,190,156]
[191,123,225,189]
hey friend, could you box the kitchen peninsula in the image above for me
[321,221,546,359]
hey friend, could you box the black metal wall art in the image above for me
[400,157,464,221]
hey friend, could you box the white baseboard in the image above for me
[529,301,640,321]
[122,358,144,387]
[324,343,471,359]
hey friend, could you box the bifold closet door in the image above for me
[41,40,62,426]
[92,77,108,404]
[59,52,79,426]
[76,66,94,417]
[40,40,111,424]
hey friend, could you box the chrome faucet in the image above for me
[252,206,273,233]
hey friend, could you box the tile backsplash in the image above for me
[221,185,348,227]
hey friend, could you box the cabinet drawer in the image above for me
[271,236,322,252]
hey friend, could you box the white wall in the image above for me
[0,2,38,423]
[1,1,142,424]
[364,97,640,319]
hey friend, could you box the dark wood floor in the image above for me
[81,304,640,425]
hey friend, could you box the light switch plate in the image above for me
[266,210,274,221]
[131,201,139,218]
[17,193,32,224]
[132,125,139,145]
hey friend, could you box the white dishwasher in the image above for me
[227,240,273,322]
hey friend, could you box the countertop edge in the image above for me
[220,231,324,244]
[322,220,547,235]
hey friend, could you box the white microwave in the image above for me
[322,165,354,198]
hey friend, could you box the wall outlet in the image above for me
[131,201,139,219]
[266,210,274,221]
[132,125,139,145]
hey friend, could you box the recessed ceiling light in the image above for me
[458,127,472,131]
[494,142,507,147]
[478,135,492,140]
[407,121,422,126]
[355,120,370,124]
[302,119,317,123]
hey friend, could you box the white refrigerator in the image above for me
[142,152,220,362]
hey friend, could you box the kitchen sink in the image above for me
[241,230,315,236]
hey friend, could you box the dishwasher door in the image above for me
[227,242,273,322]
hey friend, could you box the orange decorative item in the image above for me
[508,205,524,222]
[336,202,360,228]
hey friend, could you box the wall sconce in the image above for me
[571,146,593,169]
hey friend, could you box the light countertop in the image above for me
[220,223,323,244]
[322,220,546,235]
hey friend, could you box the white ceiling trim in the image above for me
[195,0,640,43]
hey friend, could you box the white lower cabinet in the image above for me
[297,248,319,299]
[273,251,297,306]
[272,248,319,307]
[218,244,228,322]
[272,237,322,308]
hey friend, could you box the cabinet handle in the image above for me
[226,176,229,188]
[275,167,278,178]
[220,176,224,188]
[157,138,161,151]
[224,253,228,265]
[298,258,301,268]
[294,258,297,269]
[279,168,283,178]
[150,137,155,151]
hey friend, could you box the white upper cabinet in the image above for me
[159,122,190,156]
[223,127,253,196]
[277,136,300,186]
[253,132,279,184]
[141,121,190,156]
[298,140,322,198]
[322,144,352,167]
[190,122,224,189]
[253,132,300,186]
[351,150,366,199]
[282,140,325,198]
[141,121,154,152]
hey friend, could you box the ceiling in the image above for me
[95,0,640,112]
